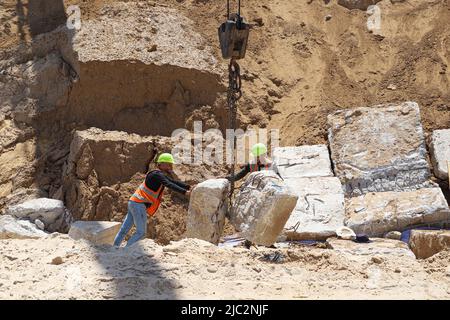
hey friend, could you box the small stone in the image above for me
[207,267,218,273]
[35,219,45,231]
[148,44,157,52]
[384,231,402,240]
[371,256,383,264]
[395,268,401,273]
[387,84,397,90]
[51,256,64,265]
[253,17,264,26]
[325,15,332,21]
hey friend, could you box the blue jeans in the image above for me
[113,201,148,247]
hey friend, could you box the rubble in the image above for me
[282,177,345,240]
[0,215,48,239]
[409,229,450,259]
[230,171,298,246]
[327,238,415,259]
[4,198,70,233]
[68,221,122,245]
[345,188,450,236]
[185,179,230,244]
[273,145,333,179]
[429,129,450,180]
[328,102,433,196]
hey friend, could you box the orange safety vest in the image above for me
[249,163,271,173]
[129,171,164,216]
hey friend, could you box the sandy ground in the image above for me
[0,1,449,300]
[1,235,449,300]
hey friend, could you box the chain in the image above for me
[227,58,242,202]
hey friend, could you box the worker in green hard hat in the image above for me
[226,143,273,182]
[114,153,194,247]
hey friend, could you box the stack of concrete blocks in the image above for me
[327,102,450,237]
[230,171,298,246]
[273,145,346,240]
[185,179,230,245]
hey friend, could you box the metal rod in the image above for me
[238,0,241,16]
[227,0,230,19]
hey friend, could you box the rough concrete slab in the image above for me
[345,188,450,236]
[185,179,229,245]
[281,177,345,240]
[409,229,450,259]
[429,129,450,180]
[230,171,298,246]
[328,102,432,196]
[273,145,333,179]
[68,221,121,245]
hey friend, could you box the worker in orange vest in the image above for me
[113,153,193,247]
[226,143,273,182]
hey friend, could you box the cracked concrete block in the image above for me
[185,179,229,245]
[68,221,121,245]
[328,102,432,196]
[273,145,333,179]
[345,188,450,236]
[429,129,450,180]
[282,177,345,240]
[230,171,298,246]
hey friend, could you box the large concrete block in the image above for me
[429,129,450,180]
[185,179,229,244]
[282,177,345,240]
[0,215,48,239]
[5,198,70,233]
[409,229,450,259]
[273,145,333,179]
[68,221,121,245]
[345,188,450,236]
[328,102,432,196]
[230,171,298,246]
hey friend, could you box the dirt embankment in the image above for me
[0,0,449,245]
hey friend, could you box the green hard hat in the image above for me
[251,143,268,157]
[157,153,175,164]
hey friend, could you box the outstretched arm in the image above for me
[154,172,189,195]
[226,164,250,182]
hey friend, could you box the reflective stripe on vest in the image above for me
[129,173,164,216]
